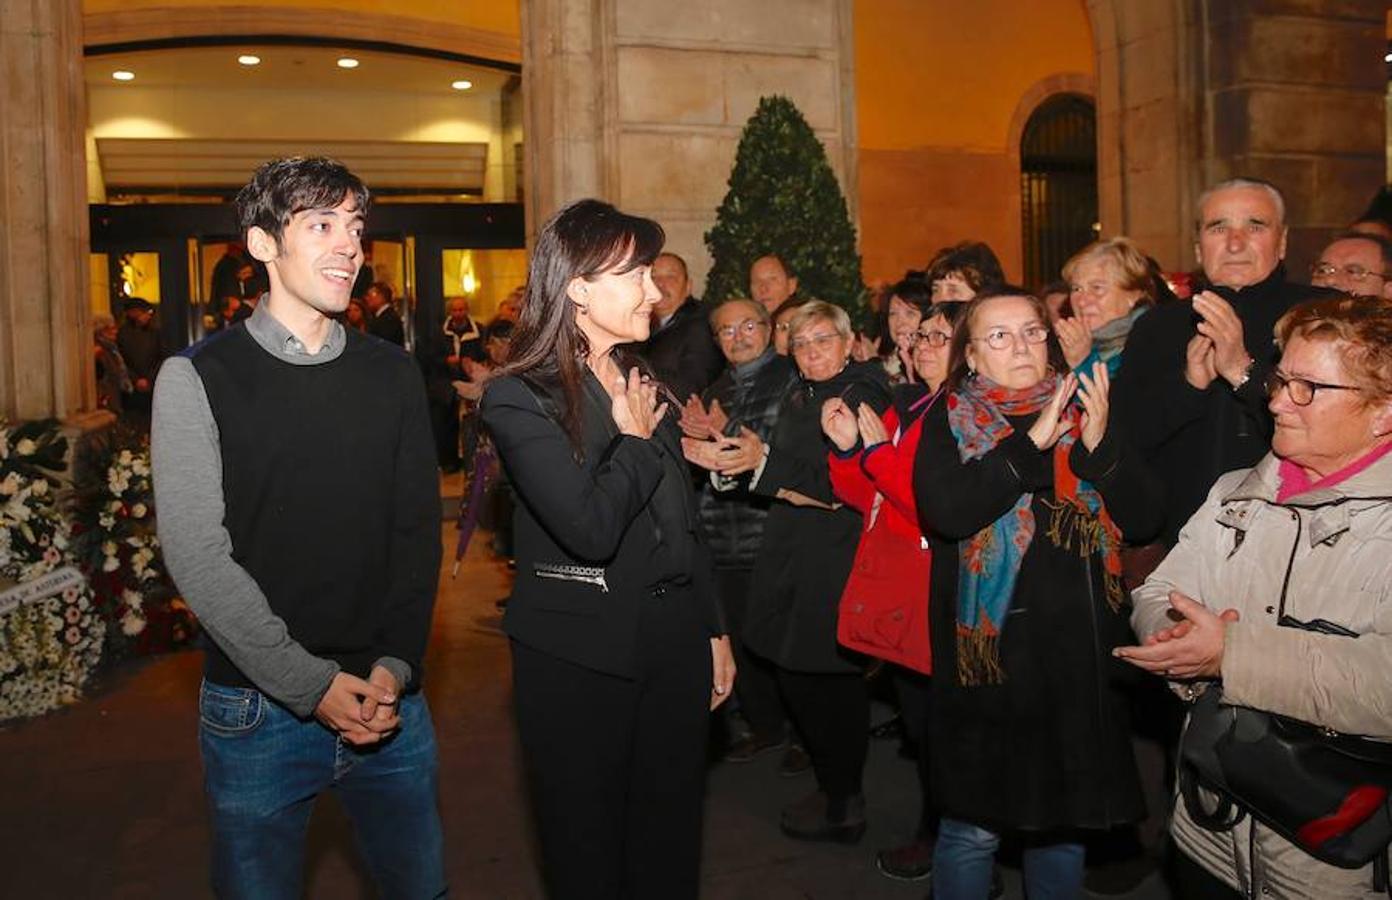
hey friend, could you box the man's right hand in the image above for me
[314,671,399,745]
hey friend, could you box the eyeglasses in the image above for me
[1310,262,1389,284]
[789,332,842,353]
[910,330,951,348]
[969,323,1050,351]
[1264,370,1362,407]
[715,319,769,340]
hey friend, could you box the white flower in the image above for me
[30,479,48,497]
[14,438,36,456]
[0,473,21,496]
[120,611,146,636]
[129,502,147,519]
[122,589,143,610]
[98,514,115,529]
[118,450,133,466]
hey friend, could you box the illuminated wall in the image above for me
[82,0,519,38]
[854,0,1095,285]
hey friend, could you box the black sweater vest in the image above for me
[187,327,436,688]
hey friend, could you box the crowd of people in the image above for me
[142,153,1392,900]
[530,176,1391,900]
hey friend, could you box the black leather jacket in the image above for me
[695,350,799,569]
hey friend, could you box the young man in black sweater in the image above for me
[152,157,445,899]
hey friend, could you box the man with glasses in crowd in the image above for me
[680,298,804,773]
[1310,231,1392,300]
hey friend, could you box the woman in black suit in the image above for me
[479,199,735,900]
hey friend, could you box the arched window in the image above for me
[1021,94,1098,290]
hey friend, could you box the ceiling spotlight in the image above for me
[1385,51,1392,63]
[451,80,473,91]
[238,55,261,66]
[336,57,360,69]
[112,70,135,82]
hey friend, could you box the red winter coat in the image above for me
[827,392,935,674]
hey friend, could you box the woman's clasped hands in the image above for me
[609,366,667,439]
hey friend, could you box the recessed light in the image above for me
[1385,52,1392,63]
[336,57,359,69]
[451,80,473,91]
[112,70,135,82]
[237,55,261,66]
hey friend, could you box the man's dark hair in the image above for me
[926,241,1005,293]
[1354,185,1392,230]
[1326,230,1392,272]
[485,319,515,341]
[370,281,394,304]
[754,254,794,279]
[235,157,370,248]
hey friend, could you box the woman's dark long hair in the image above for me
[501,199,665,457]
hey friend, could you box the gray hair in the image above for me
[786,300,852,343]
[708,297,769,333]
[1196,178,1287,232]
[92,314,115,334]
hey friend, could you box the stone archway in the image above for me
[1004,73,1096,285]
[82,6,520,64]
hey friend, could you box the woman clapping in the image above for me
[913,286,1162,900]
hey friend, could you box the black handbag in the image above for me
[1179,684,1392,875]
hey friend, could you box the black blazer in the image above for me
[480,367,722,679]
[367,306,405,346]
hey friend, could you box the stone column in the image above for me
[1203,0,1387,271]
[1090,0,1386,274]
[522,0,859,293]
[0,0,93,422]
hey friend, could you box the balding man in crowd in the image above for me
[749,255,799,316]
[1310,231,1392,300]
[1115,177,1332,548]
[683,298,802,769]
[638,252,723,402]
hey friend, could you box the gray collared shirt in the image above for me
[244,300,346,365]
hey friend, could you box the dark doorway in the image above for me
[1020,94,1098,291]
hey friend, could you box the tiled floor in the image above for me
[0,493,1176,899]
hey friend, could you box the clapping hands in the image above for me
[609,367,667,439]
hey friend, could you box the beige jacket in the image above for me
[1133,450,1392,899]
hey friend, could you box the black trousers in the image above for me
[894,666,937,837]
[715,567,787,741]
[511,593,712,900]
[777,668,869,813]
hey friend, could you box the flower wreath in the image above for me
[0,421,105,722]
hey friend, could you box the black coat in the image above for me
[742,360,891,673]
[914,398,1163,832]
[1112,266,1332,544]
[696,350,800,570]
[480,367,722,679]
[637,300,724,403]
[367,306,405,346]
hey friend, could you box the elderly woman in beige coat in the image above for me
[1117,296,1392,899]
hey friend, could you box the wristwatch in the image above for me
[1231,356,1255,391]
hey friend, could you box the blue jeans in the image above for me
[198,679,446,900]
[933,817,1084,900]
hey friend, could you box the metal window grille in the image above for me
[1021,94,1098,290]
